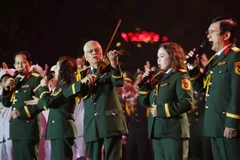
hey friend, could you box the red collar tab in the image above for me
[223,47,231,56]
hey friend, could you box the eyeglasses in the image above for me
[84,48,102,54]
[206,29,221,35]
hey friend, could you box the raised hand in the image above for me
[24,96,40,106]
[107,50,119,69]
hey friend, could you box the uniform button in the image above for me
[93,102,97,106]
[135,113,138,116]
[15,90,18,93]
[112,113,116,116]
[209,83,212,85]
[52,120,55,123]
[223,112,226,114]
[219,71,222,73]
[210,71,213,74]
[94,113,97,116]
[196,118,199,122]
[205,106,208,108]
[195,112,199,115]
[26,120,30,123]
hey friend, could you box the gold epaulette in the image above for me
[31,72,40,77]
[77,67,88,73]
[153,71,164,78]
[75,67,88,80]
[231,47,240,53]
[178,69,187,72]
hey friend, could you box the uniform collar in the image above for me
[215,43,232,56]
[165,68,172,74]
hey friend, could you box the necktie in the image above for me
[213,54,219,62]
[91,68,96,74]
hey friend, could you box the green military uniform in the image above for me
[187,91,213,160]
[35,82,78,160]
[64,64,128,160]
[2,72,43,160]
[188,46,240,160]
[139,70,193,160]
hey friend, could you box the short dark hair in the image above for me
[14,51,32,62]
[212,16,237,43]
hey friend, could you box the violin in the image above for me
[95,18,123,74]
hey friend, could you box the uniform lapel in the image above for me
[211,53,225,68]
[161,70,172,81]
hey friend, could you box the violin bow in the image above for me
[96,19,122,75]
[103,18,122,56]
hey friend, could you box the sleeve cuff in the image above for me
[157,103,171,117]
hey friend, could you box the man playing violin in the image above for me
[64,40,128,160]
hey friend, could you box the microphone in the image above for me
[6,70,19,90]
[13,70,19,78]
[138,66,157,87]
[33,72,54,92]
[47,71,54,80]
[184,40,208,64]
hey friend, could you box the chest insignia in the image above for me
[218,61,226,65]
[99,73,107,79]
[21,85,29,88]
[160,83,169,87]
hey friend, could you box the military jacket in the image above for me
[188,46,240,137]
[2,72,42,140]
[64,64,128,143]
[36,83,78,140]
[139,70,192,138]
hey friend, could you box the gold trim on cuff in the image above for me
[40,91,50,99]
[139,91,150,95]
[72,83,76,94]
[165,103,171,117]
[226,112,240,119]
[24,106,31,118]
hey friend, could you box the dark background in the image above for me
[0,0,239,73]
